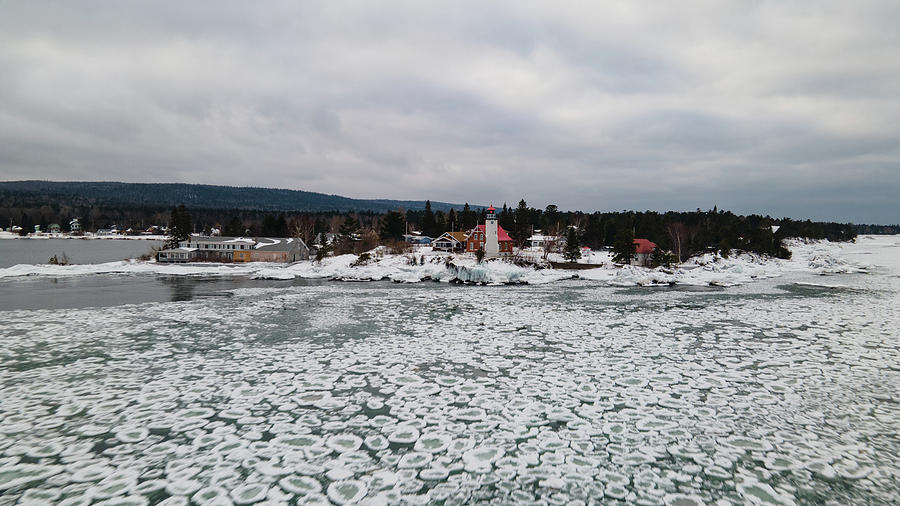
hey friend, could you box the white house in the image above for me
[432,231,467,252]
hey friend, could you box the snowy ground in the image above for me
[0,236,889,289]
[0,236,897,505]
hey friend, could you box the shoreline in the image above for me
[0,237,876,288]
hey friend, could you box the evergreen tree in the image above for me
[514,199,530,248]
[380,211,406,241]
[261,214,278,236]
[315,232,331,261]
[276,214,289,237]
[165,205,192,249]
[461,203,476,230]
[542,205,560,234]
[650,248,676,268]
[612,227,636,264]
[223,216,243,237]
[434,211,446,236]
[564,227,581,262]
[338,215,361,237]
[421,200,437,237]
[447,209,457,232]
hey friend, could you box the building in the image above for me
[69,218,82,235]
[49,223,62,234]
[466,206,513,257]
[182,236,256,262]
[432,231,467,252]
[157,236,309,263]
[250,238,309,262]
[632,239,657,267]
[157,247,197,263]
[526,233,563,251]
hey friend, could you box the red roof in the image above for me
[633,239,657,254]
[487,205,495,212]
[475,224,513,242]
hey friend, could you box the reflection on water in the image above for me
[160,276,197,302]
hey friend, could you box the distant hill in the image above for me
[0,181,466,213]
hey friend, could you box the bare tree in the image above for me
[542,235,560,260]
[289,215,316,245]
[666,222,688,263]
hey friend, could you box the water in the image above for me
[0,239,162,268]
[0,240,898,504]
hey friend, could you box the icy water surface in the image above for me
[1,266,899,504]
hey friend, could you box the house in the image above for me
[49,223,62,234]
[157,247,197,263]
[527,233,563,251]
[432,231,467,252]
[69,218,82,235]
[157,235,309,263]
[466,206,513,257]
[96,227,119,236]
[632,239,657,267]
[181,236,256,262]
[250,238,309,262]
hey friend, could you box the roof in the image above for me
[436,231,467,243]
[474,224,513,242]
[633,239,657,254]
[186,235,255,243]
[254,237,306,252]
[487,205,495,212]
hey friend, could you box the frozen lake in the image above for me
[0,238,163,268]
[0,237,898,504]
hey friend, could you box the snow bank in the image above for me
[0,237,883,287]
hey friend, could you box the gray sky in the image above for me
[1,1,898,223]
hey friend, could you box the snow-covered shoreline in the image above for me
[0,236,886,287]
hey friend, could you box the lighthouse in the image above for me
[484,205,500,258]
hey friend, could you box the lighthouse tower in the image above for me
[484,205,500,258]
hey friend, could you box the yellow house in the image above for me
[233,250,252,262]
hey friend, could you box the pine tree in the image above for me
[165,205,192,249]
[339,215,360,238]
[380,211,405,241]
[421,200,436,237]
[315,231,331,262]
[514,199,530,248]
[612,227,636,264]
[564,227,581,262]
[223,216,243,237]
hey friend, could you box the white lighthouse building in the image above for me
[484,205,500,258]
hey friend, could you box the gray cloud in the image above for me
[0,0,898,223]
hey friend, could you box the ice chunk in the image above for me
[0,464,64,491]
[278,475,321,495]
[326,479,368,504]
[325,433,363,453]
[229,483,270,504]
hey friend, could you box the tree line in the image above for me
[2,197,883,261]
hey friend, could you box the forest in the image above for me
[4,193,891,262]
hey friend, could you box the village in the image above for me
[154,205,659,268]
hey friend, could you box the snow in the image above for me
[0,236,894,290]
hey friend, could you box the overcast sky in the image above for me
[1,1,898,223]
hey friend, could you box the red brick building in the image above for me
[466,225,514,256]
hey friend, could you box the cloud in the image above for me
[0,0,898,223]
